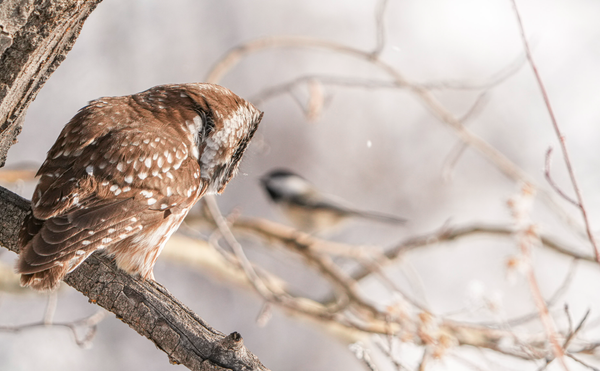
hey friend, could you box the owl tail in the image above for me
[19,265,69,291]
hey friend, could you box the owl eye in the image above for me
[195,110,215,139]
[204,115,215,136]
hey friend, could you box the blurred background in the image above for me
[2,0,600,370]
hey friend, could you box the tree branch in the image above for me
[510,0,599,261]
[0,186,269,371]
[0,0,104,167]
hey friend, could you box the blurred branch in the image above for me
[474,258,578,329]
[347,222,595,284]
[371,0,389,58]
[0,309,107,348]
[544,148,580,207]
[0,165,38,183]
[373,336,412,371]
[563,310,590,350]
[177,211,600,363]
[205,34,582,239]
[565,354,599,371]
[0,259,28,293]
[199,3,600,369]
[420,51,527,91]
[511,0,600,262]
[442,92,490,181]
[0,186,269,371]
[508,186,568,370]
[206,36,527,183]
[349,342,380,371]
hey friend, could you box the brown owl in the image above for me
[17,83,263,291]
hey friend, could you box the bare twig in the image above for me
[511,0,599,261]
[232,217,384,319]
[509,185,569,371]
[372,0,389,58]
[249,63,522,107]
[565,354,599,371]
[443,92,490,181]
[251,75,396,106]
[563,310,590,349]
[206,34,585,238]
[43,291,58,325]
[544,148,579,207]
[449,353,491,371]
[565,305,574,336]
[373,336,412,371]
[204,195,275,301]
[348,222,594,284]
[420,52,527,91]
[418,347,431,371]
[207,36,526,182]
[350,342,380,371]
[467,258,578,329]
[0,309,107,348]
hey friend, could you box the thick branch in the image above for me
[0,0,102,167]
[0,186,269,371]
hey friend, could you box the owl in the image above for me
[17,83,263,291]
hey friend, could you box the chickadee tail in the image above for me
[349,210,407,224]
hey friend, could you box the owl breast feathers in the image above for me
[17,83,263,291]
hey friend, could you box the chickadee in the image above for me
[260,169,405,233]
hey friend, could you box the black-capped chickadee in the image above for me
[260,169,406,233]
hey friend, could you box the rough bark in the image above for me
[0,0,103,167]
[0,186,269,371]
[0,2,270,370]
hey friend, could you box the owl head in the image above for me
[135,83,263,195]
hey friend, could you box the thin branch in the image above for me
[249,62,522,106]
[511,0,600,261]
[565,305,574,337]
[204,195,275,301]
[373,336,413,371]
[206,36,527,182]
[43,291,58,325]
[182,214,574,360]
[251,75,397,106]
[449,353,491,371]
[205,35,583,237]
[0,309,107,348]
[371,0,390,58]
[544,148,580,207]
[466,258,578,329]
[418,348,431,371]
[350,342,380,371]
[442,92,490,181]
[509,186,569,371]
[231,217,384,319]
[563,310,590,350]
[349,223,594,284]
[565,354,600,371]
[419,51,527,91]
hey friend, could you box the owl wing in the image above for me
[18,124,203,277]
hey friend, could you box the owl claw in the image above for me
[146,270,155,281]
